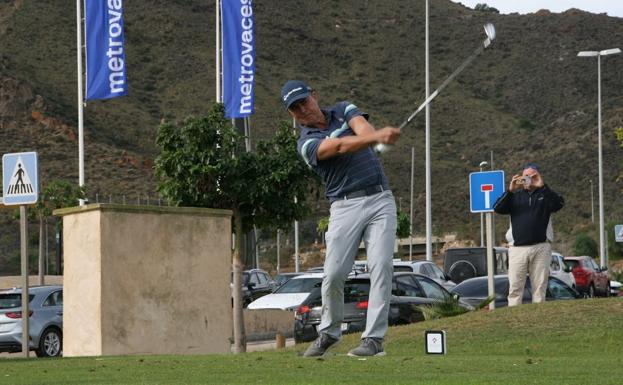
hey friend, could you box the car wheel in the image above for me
[35,328,62,358]
[605,283,611,297]
[588,284,595,298]
[448,261,477,284]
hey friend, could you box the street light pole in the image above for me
[578,47,621,268]
[409,146,415,260]
[590,179,594,224]
[424,0,432,262]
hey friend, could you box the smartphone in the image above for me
[521,175,532,186]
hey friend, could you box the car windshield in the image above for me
[230,272,250,285]
[275,274,299,286]
[0,294,35,309]
[565,260,580,269]
[393,266,414,272]
[548,279,576,299]
[274,277,322,294]
[344,281,370,303]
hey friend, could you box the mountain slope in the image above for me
[1,1,622,269]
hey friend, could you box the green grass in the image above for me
[1,298,621,384]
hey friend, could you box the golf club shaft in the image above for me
[377,39,489,153]
[400,43,485,130]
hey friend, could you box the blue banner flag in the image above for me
[85,0,128,100]
[221,0,255,118]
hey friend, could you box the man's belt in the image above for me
[341,185,387,200]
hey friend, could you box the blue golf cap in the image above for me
[281,80,312,109]
[523,163,541,172]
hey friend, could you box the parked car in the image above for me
[610,280,622,296]
[563,256,610,297]
[550,252,576,289]
[0,285,63,357]
[450,275,581,308]
[294,272,473,343]
[273,272,303,288]
[247,273,324,310]
[231,269,276,307]
[442,247,509,284]
[393,261,457,290]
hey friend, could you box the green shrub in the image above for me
[573,233,598,258]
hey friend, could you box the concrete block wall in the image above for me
[55,204,232,356]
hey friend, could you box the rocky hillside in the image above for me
[1,0,622,272]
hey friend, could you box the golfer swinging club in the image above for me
[281,80,401,357]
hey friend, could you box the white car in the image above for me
[392,261,457,290]
[247,273,323,310]
[550,252,576,289]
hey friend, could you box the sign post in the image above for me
[3,152,38,358]
[469,170,505,310]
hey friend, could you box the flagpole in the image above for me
[216,0,221,102]
[76,0,85,205]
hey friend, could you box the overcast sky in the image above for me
[451,0,623,18]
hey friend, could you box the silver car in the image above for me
[0,285,63,357]
[393,261,457,290]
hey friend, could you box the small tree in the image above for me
[474,3,500,13]
[396,210,411,239]
[573,233,598,258]
[317,216,329,245]
[155,103,314,353]
[615,127,623,148]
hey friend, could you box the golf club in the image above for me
[375,23,496,153]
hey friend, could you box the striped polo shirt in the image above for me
[296,101,389,202]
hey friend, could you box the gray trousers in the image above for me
[319,190,397,340]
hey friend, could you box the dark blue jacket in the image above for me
[493,185,564,246]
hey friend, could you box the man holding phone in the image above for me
[493,163,564,306]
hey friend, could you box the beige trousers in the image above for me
[508,242,551,306]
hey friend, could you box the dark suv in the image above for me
[293,272,473,343]
[443,247,509,284]
[231,269,276,307]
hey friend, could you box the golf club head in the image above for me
[483,23,496,48]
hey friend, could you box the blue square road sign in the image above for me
[469,170,505,213]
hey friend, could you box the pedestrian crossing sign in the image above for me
[2,152,38,205]
[616,225,623,243]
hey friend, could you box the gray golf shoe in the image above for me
[303,333,340,357]
[347,337,386,357]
